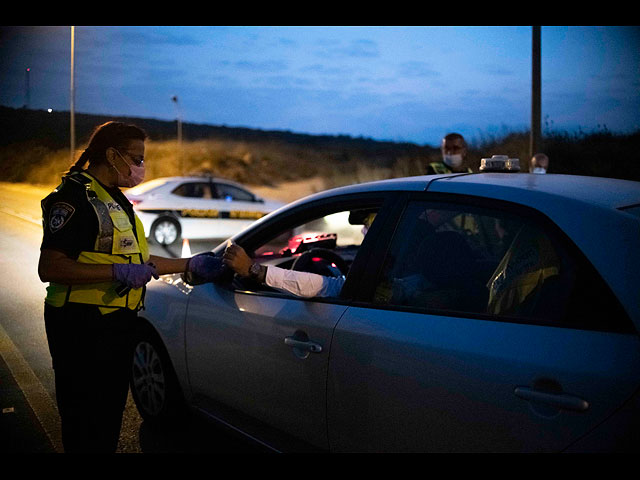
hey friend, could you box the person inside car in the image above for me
[222,212,377,298]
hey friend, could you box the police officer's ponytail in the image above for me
[66,121,147,174]
[69,149,92,173]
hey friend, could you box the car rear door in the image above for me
[327,193,640,452]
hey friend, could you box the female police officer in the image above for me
[38,121,219,453]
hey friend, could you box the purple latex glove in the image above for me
[113,263,159,289]
[187,253,225,282]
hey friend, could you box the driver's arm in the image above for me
[223,243,345,298]
[264,266,344,298]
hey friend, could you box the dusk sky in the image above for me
[1,26,639,147]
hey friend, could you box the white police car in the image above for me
[129,159,640,452]
[124,176,285,245]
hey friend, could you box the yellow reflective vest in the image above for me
[44,172,150,314]
[428,162,473,174]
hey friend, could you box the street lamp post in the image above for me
[70,26,76,165]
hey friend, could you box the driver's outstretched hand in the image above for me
[223,243,252,277]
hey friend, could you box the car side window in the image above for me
[233,206,379,297]
[371,199,631,332]
[372,201,573,322]
[214,183,254,202]
[172,182,213,199]
[374,201,523,315]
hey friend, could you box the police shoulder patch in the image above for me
[49,202,75,233]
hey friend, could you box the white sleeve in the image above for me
[265,266,345,298]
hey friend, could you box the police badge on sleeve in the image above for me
[49,202,75,233]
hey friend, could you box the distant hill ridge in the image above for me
[0,106,434,152]
[0,106,441,186]
[3,106,639,184]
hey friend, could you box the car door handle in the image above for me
[284,337,323,353]
[514,387,590,412]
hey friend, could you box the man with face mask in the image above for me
[427,132,473,175]
[530,153,549,174]
[38,121,220,453]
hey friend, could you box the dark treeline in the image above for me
[471,128,640,182]
[0,106,435,164]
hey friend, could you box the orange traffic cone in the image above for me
[181,238,191,258]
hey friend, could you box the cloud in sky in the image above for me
[1,26,639,146]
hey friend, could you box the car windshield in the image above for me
[126,178,168,195]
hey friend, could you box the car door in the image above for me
[169,181,219,239]
[327,193,640,452]
[186,283,347,450]
[184,193,392,450]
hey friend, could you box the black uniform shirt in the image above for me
[41,171,135,260]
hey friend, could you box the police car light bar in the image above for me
[479,155,521,172]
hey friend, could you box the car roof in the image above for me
[431,173,640,210]
[306,172,640,210]
[155,175,250,186]
[126,175,254,196]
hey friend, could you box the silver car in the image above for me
[130,170,640,452]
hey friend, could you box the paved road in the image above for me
[0,182,265,453]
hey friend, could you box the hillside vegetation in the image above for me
[1,107,639,195]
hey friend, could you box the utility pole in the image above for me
[70,26,76,165]
[530,26,541,159]
[172,95,183,175]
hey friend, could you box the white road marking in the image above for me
[0,206,42,227]
[0,322,63,453]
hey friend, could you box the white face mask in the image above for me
[111,150,145,187]
[531,167,547,174]
[443,154,463,169]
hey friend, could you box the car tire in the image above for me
[150,216,181,246]
[130,322,187,427]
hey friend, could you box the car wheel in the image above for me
[130,323,186,427]
[150,216,181,246]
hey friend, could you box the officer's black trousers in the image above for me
[44,302,137,453]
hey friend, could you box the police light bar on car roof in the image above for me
[479,155,521,172]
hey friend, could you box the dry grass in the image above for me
[17,138,434,200]
[5,127,639,203]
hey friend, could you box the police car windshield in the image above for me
[126,178,168,195]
